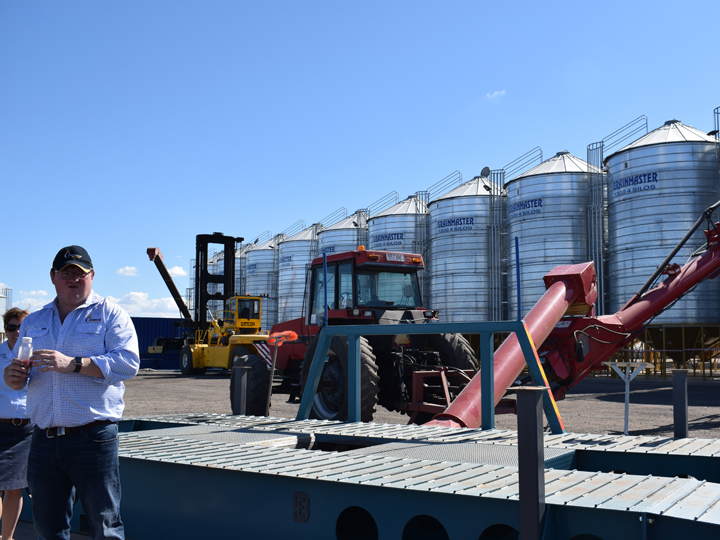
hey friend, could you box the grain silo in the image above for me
[317,210,369,256]
[605,119,720,324]
[245,234,283,331]
[277,224,321,323]
[367,195,427,254]
[506,151,601,316]
[428,176,494,322]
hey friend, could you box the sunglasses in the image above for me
[5,324,21,332]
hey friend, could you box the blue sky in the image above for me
[1,0,719,317]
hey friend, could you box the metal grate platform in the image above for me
[119,413,720,529]
[124,413,720,457]
[345,441,576,470]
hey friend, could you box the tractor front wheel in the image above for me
[300,335,379,422]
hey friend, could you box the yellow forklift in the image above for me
[147,234,271,389]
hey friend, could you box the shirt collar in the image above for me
[43,290,101,314]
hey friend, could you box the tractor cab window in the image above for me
[311,264,336,316]
[356,269,422,308]
[338,262,353,308]
[236,298,259,320]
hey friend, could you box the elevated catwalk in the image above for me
[113,414,720,539]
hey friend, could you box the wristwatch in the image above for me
[73,357,83,373]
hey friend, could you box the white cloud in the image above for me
[106,292,188,318]
[14,290,50,312]
[168,266,187,277]
[19,290,48,297]
[117,266,138,276]
[486,90,506,99]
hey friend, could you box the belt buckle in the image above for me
[46,427,65,438]
[12,418,22,426]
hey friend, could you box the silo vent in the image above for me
[664,119,681,126]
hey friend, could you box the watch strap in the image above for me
[73,357,83,373]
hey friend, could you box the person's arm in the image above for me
[30,304,139,382]
[87,304,140,385]
[30,350,104,377]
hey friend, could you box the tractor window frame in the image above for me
[310,262,337,317]
[338,261,353,309]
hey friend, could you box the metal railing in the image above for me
[425,170,463,202]
[366,191,399,216]
[297,321,565,434]
[502,146,543,183]
[488,169,507,320]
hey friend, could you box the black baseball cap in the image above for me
[52,245,93,273]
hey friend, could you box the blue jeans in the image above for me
[28,423,124,540]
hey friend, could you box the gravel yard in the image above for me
[123,369,720,439]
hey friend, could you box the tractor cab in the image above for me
[306,248,434,327]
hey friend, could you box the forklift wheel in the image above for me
[179,345,197,376]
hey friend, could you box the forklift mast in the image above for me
[195,233,243,332]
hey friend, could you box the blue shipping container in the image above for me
[131,317,187,370]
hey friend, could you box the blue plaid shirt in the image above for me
[13,291,139,429]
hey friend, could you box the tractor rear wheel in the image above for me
[300,334,379,422]
[229,351,270,416]
[179,345,196,376]
[428,333,478,372]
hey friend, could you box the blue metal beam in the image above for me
[296,321,565,433]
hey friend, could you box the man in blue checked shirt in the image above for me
[3,245,139,540]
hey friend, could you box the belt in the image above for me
[0,418,31,426]
[37,419,115,438]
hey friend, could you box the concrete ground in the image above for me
[120,368,720,439]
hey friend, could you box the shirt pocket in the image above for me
[26,327,49,339]
[75,323,107,353]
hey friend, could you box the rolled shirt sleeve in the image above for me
[89,304,140,386]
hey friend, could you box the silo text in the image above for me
[436,217,476,233]
[612,172,658,197]
[371,232,404,248]
[508,198,543,219]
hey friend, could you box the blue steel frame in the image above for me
[297,321,565,434]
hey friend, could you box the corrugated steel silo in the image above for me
[235,231,272,296]
[506,151,600,316]
[245,235,283,330]
[605,119,720,323]
[367,195,427,254]
[278,225,320,323]
[317,211,368,256]
[428,177,493,322]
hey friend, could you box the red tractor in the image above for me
[236,247,477,422]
